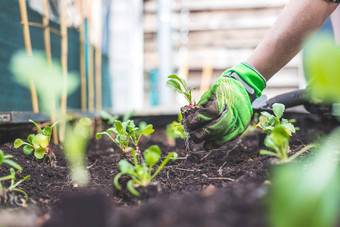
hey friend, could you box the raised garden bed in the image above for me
[0,111,339,227]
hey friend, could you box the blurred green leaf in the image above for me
[144,145,161,167]
[305,35,340,103]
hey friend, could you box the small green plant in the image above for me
[260,125,317,162]
[166,75,196,105]
[0,168,30,205]
[256,103,297,135]
[14,119,60,159]
[63,117,92,187]
[96,119,154,154]
[114,145,177,196]
[0,150,30,205]
[166,113,188,141]
[0,149,22,171]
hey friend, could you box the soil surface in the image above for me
[0,113,339,227]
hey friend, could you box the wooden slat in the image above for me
[144,49,302,70]
[144,0,288,13]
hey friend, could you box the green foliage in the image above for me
[96,119,154,153]
[305,35,340,103]
[0,149,22,171]
[260,126,290,161]
[14,119,60,159]
[10,51,79,113]
[0,168,30,203]
[114,145,177,196]
[257,103,297,135]
[267,128,340,227]
[166,75,196,105]
[166,113,188,140]
[63,118,92,187]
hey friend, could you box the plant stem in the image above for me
[287,144,318,162]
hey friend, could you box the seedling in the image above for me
[63,117,92,187]
[114,145,177,196]
[166,75,197,105]
[96,119,154,154]
[260,125,317,162]
[0,149,22,171]
[14,119,60,160]
[166,113,188,141]
[256,103,297,135]
[0,168,30,205]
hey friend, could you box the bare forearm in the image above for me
[246,0,338,80]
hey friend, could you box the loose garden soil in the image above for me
[0,112,338,227]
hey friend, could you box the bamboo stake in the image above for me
[79,0,87,111]
[95,0,102,112]
[19,0,39,113]
[87,0,94,112]
[60,0,68,141]
[43,0,52,63]
[43,0,59,144]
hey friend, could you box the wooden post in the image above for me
[18,0,39,113]
[87,0,94,112]
[79,0,87,111]
[43,0,52,63]
[60,0,68,141]
[95,0,102,112]
[200,57,213,94]
[43,0,59,144]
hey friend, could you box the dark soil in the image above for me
[0,113,339,227]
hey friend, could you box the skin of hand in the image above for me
[247,0,339,80]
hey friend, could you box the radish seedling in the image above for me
[256,103,297,135]
[114,145,177,196]
[0,168,30,206]
[260,125,317,162]
[14,119,60,160]
[0,149,22,171]
[166,113,188,142]
[96,119,154,154]
[166,75,197,105]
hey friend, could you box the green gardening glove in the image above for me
[181,62,266,149]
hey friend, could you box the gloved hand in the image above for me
[181,62,266,149]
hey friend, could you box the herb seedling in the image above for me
[14,119,60,160]
[96,119,154,154]
[256,103,297,135]
[166,75,197,106]
[114,145,177,196]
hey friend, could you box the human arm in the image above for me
[247,0,338,80]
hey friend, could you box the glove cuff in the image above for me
[221,63,266,101]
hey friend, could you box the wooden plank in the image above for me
[144,10,279,33]
[144,0,288,13]
[144,49,302,70]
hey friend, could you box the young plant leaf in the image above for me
[23,145,34,155]
[32,134,49,148]
[34,147,46,159]
[144,145,161,167]
[27,134,35,144]
[14,139,25,148]
[118,160,134,173]
[166,80,185,94]
[272,103,285,119]
[141,124,155,135]
[29,119,43,133]
[127,179,140,196]
[43,126,52,136]
[3,159,22,171]
[168,74,187,89]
